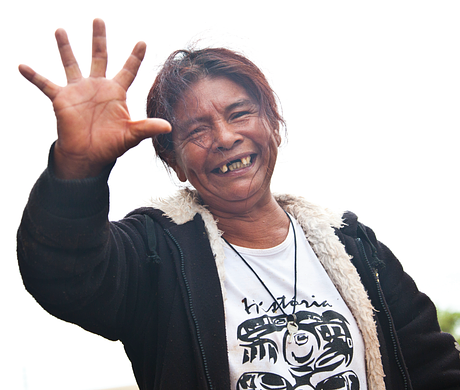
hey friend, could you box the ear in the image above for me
[273,128,282,147]
[164,152,188,182]
[173,164,188,183]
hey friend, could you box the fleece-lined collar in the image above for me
[150,189,385,390]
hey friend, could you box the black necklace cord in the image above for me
[222,211,298,320]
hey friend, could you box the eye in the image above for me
[229,111,254,123]
[185,126,213,148]
[188,126,207,137]
[231,111,249,120]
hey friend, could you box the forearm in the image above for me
[17,145,124,337]
[375,240,460,390]
[18,143,113,255]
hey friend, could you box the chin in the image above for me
[207,183,272,211]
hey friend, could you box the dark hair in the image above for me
[147,47,285,166]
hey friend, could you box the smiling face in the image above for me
[170,76,281,214]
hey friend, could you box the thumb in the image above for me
[126,118,172,148]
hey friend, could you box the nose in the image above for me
[212,121,243,151]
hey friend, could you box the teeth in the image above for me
[219,155,252,173]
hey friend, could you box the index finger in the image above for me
[113,41,146,91]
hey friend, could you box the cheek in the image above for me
[255,124,280,155]
[265,132,280,166]
[176,144,209,175]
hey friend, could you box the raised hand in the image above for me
[18,18,171,179]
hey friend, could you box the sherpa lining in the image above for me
[150,189,385,390]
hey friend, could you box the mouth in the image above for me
[212,154,255,174]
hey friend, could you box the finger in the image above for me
[90,18,108,78]
[55,28,82,83]
[125,118,172,149]
[113,41,146,91]
[18,64,61,100]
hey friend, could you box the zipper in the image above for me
[356,237,409,390]
[165,229,214,390]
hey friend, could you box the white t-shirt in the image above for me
[222,217,367,390]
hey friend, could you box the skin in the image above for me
[18,19,171,180]
[19,18,289,249]
[171,77,289,248]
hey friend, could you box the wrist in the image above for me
[30,143,116,219]
[53,143,108,180]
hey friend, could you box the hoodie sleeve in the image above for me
[16,145,151,341]
[360,221,460,390]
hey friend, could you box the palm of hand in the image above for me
[19,19,170,179]
[53,77,132,166]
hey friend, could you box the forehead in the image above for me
[173,76,256,122]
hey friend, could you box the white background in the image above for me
[2,1,459,389]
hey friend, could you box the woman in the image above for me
[17,19,460,390]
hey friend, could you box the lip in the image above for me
[211,153,257,175]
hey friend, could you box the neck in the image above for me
[212,194,289,249]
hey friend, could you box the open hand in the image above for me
[18,18,171,179]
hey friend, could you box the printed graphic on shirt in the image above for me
[235,304,359,390]
[223,220,367,390]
